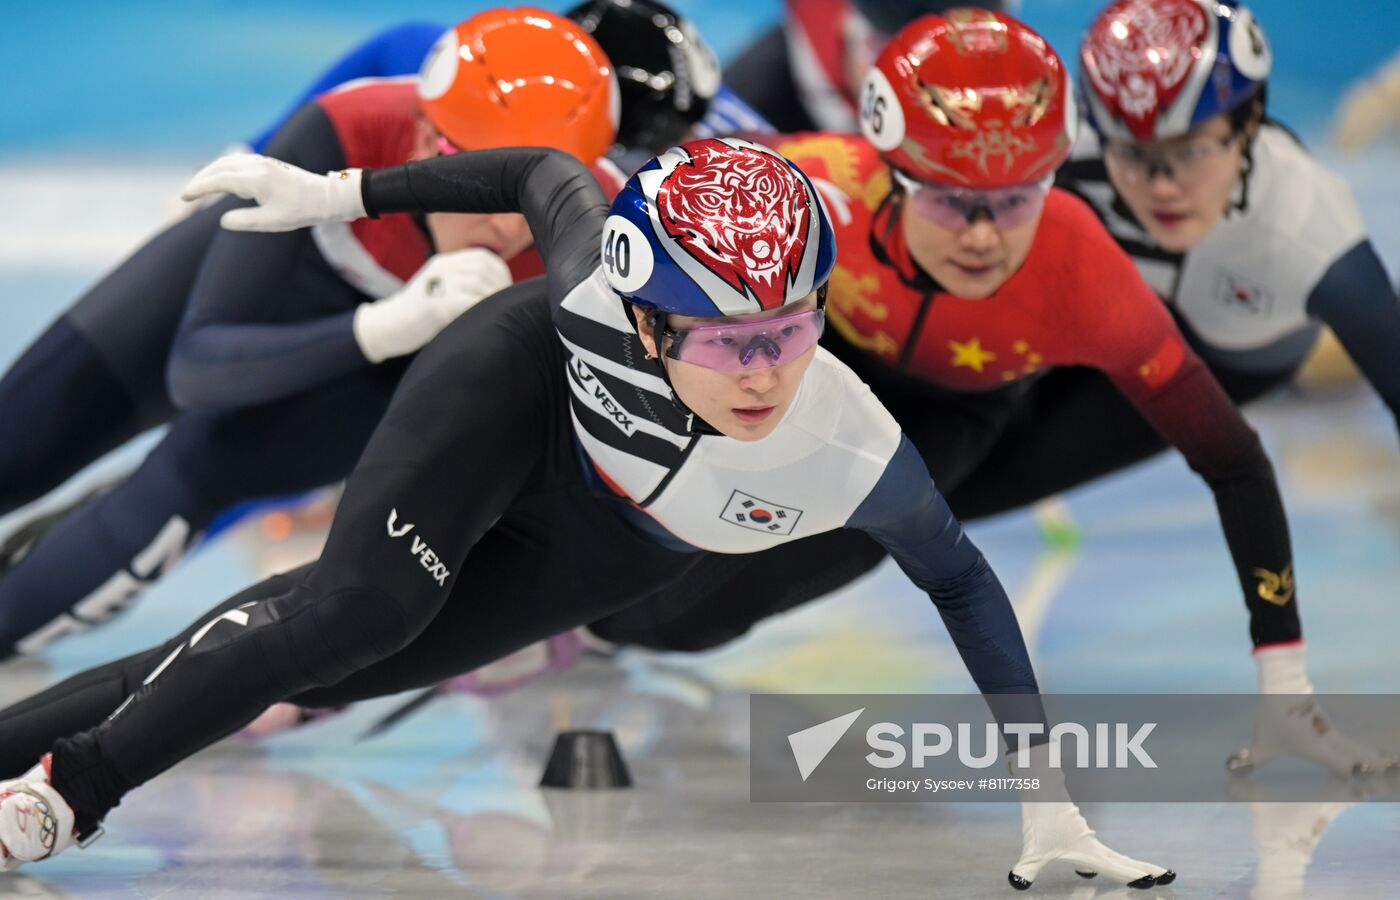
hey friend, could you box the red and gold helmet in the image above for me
[858,8,1076,188]
[417,7,620,162]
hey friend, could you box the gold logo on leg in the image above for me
[1253,564,1295,607]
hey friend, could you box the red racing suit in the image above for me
[775,132,1302,647]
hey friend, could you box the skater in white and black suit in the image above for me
[0,138,1171,890]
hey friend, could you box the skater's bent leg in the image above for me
[0,647,166,779]
[0,569,306,779]
[36,286,556,828]
[293,489,707,708]
[0,319,145,515]
[0,199,233,514]
[0,440,209,657]
[944,364,1296,520]
[0,366,401,658]
[944,369,1170,520]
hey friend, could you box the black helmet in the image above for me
[566,0,721,154]
[849,0,1014,36]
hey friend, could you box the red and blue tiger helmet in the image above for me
[600,137,837,317]
[1080,0,1271,142]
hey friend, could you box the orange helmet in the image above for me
[417,8,619,162]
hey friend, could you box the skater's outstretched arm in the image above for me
[185,147,607,314]
[1305,239,1400,440]
[166,103,370,410]
[848,436,1037,696]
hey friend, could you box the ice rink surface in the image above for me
[3,1,1400,896]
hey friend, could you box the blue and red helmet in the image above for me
[1080,0,1271,142]
[600,137,837,317]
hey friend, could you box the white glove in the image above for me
[1228,643,1397,777]
[353,248,513,362]
[1008,743,1172,891]
[168,143,254,222]
[179,153,367,232]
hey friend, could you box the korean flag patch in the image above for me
[1214,269,1273,317]
[720,490,803,536]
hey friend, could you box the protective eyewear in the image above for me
[1103,133,1239,184]
[892,169,1052,230]
[659,307,826,372]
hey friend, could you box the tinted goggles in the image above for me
[1103,133,1239,184]
[660,307,826,372]
[893,169,1052,230]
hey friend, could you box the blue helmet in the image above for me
[600,137,837,317]
[1080,0,1270,142]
